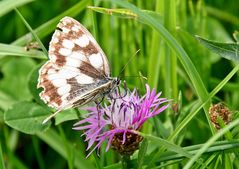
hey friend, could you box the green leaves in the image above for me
[196,35,239,62]
[4,101,51,134]
[0,57,36,110]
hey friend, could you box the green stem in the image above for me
[122,155,131,169]
[32,137,45,169]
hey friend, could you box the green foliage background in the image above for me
[1,0,239,168]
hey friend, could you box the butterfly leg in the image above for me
[42,109,62,124]
[121,80,128,98]
[116,80,128,99]
[95,96,105,127]
[110,98,117,125]
[94,101,101,127]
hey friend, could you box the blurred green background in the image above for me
[1,0,239,168]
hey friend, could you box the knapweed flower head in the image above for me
[73,84,170,156]
[209,103,231,129]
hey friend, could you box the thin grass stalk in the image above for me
[164,0,177,99]
[147,0,162,88]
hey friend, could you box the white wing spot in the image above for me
[74,35,89,47]
[54,31,60,37]
[51,102,59,107]
[66,57,81,67]
[50,47,56,52]
[63,18,72,24]
[76,74,94,84]
[52,37,59,44]
[50,54,57,62]
[61,93,70,100]
[89,53,103,69]
[62,27,70,33]
[62,39,75,49]
[88,36,97,44]
[72,26,80,32]
[48,69,78,80]
[64,66,81,73]
[52,79,67,87]
[70,52,87,61]
[57,84,71,95]
[47,68,57,75]
[40,92,50,103]
[59,48,72,56]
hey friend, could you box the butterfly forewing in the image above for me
[37,17,116,115]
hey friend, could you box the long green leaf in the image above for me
[88,6,163,24]
[152,140,239,163]
[127,140,239,166]
[0,43,45,59]
[138,132,192,160]
[196,36,239,62]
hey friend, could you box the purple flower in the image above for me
[73,84,170,156]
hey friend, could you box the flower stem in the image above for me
[122,155,130,169]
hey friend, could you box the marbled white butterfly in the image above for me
[37,17,119,124]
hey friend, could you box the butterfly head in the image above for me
[109,77,120,90]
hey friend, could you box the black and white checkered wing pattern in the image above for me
[37,17,111,110]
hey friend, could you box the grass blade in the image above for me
[14,8,48,56]
[12,0,90,47]
[184,118,239,169]
[0,43,45,59]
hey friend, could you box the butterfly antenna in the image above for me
[42,109,61,124]
[118,49,141,78]
[123,75,147,80]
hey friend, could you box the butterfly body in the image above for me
[37,17,119,123]
[63,77,118,109]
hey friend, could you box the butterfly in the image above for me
[37,16,120,124]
